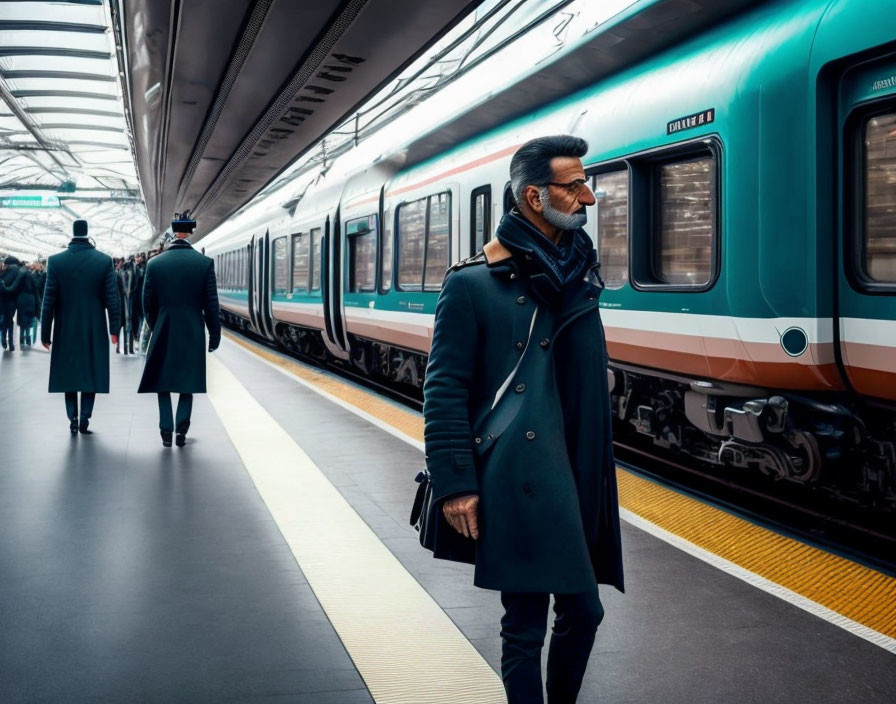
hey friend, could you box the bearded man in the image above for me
[423,135,624,704]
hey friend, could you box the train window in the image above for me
[862,112,896,283]
[292,233,308,293]
[471,186,491,256]
[380,206,393,293]
[397,197,426,290]
[346,214,377,293]
[425,193,451,290]
[397,192,452,291]
[273,237,289,295]
[593,169,628,288]
[310,227,322,291]
[653,154,716,287]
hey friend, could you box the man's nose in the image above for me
[578,184,596,206]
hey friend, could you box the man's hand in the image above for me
[442,494,479,539]
[42,342,50,350]
[110,334,118,345]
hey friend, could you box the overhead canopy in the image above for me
[0,0,151,258]
[113,0,485,241]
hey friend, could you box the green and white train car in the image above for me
[205,0,896,509]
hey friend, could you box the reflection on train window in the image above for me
[381,206,393,293]
[425,192,451,290]
[292,233,308,293]
[397,197,426,289]
[310,227,322,292]
[864,112,896,283]
[593,170,628,288]
[273,236,289,295]
[346,214,377,293]
[471,186,491,256]
[655,155,715,286]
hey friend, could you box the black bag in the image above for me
[409,469,476,564]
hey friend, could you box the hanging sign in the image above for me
[0,194,61,208]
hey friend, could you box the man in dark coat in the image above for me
[423,135,624,704]
[138,213,221,447]
[41,220,121,434]
[0,257,22,350]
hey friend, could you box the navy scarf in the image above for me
[495,210,596,305]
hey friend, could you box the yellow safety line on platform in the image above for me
[224,331,896,644]
[206,354,505,704]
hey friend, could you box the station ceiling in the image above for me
[0,0,150,259]
[113,0,486,242]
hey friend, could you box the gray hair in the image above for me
[509,135,588,206]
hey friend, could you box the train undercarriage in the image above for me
[222,314,896,514]
[609,363,896,512]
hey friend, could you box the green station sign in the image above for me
[0,194,60,208]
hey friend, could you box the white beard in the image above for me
[539,187,587,231]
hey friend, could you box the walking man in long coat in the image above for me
[41,220,120,434]
[423,135,624,704]
[138,213,221,447]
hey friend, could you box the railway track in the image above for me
[226,326,896,576]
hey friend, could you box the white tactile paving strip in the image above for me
[206,355,506,704]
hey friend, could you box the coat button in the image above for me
[539,338,550,349]
[474,437,482,444]
[515,383,526,393]
[516,296,526,304]
[526,430,536,440]
[515,341,524,350]
[509,273,516,280]
[522,482,533,495]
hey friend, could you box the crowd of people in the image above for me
[0,257,46,350]
[0,247,164,355]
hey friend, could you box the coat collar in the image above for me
[169,238,192,249]
[68,238,94,249]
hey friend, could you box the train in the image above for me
[204,0,896,512]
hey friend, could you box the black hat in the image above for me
[73,220,88,237]
[171,211,196,234]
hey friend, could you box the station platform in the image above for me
[2,337,895,703]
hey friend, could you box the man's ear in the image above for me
[524,185,543,214]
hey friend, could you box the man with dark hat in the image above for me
[41,220,121,434]
[423,135,624,704]
[138,212,221,447]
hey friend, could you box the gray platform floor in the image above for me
[1,339,894,703]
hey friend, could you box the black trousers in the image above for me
[64,392,96,421]
[1,318,15,348]
[157,393,193,433]
[500,589,604,704]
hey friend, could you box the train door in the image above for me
[250,229,275,339]
[247,236,257,333]
[837,55,896,401]
[321,210,350,360]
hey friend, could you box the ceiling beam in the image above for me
[1,70,115,82]
[25,107,122,117]
[0,47,111,59]
[0,21,106,34]
[11,90,117,101]
[35,124,125,133]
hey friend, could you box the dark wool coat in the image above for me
[41,239,121,393]
[15,269,38,329]
[0,266,21,321]
[138,240,221,394]
[423,238,624,595]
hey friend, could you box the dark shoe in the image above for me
[161,431,173,447]
[175,433,186,447]
[70,418,78,436]
[78,419,92,435]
